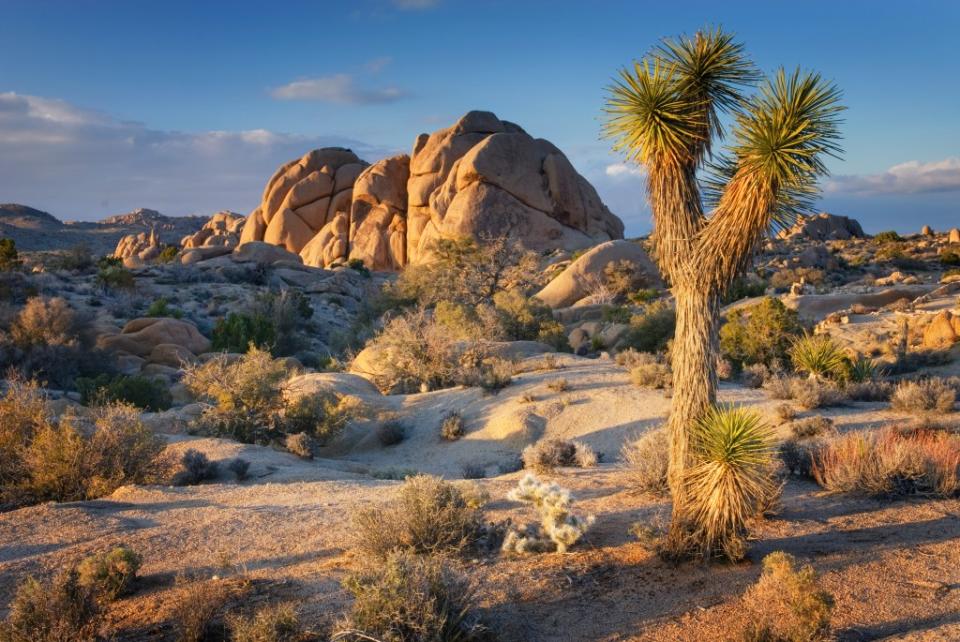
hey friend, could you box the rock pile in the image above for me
[113,229,161,267]
[239,111,624,271]
[182,211,245,250]
[778,212,865,241]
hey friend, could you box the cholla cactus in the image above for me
[503,474,595,553]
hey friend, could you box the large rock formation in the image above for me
[114,229,161,265]
[778,212,865,242]
[240,148,369,255]
[239,111,624,271]
[182,211,245,250]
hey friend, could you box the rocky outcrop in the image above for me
[114,229,161,266]
[182,211,245,250]
[239,148,368,256]
[922,310,960,349]
[535,240,661,308]
[778,213,865,242]
[98,317,211,358]
[241,111,624,271]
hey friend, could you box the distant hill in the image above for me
[0,204,209,254]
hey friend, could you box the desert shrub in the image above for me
[721,297,805,368]
[890,378,955,414]
[477,356,513,392]
[621,427,669,494]
[601,304,632,324]
[145,296,183,318]
[390,236,541,308]
[741,551,834,642]
[182,347,292,443]
[249,289,314,357]
[76,373,172,411]
[789,416,835,439]
[55,244,95,272]
[440,411,465,441]
[546,378,570,393]
[173,449,219,486]
[493,290,570,351]
[76,545,142,601]
[873,230,902,244]
[8,296,77,348]
[679,404,777,561]
[281,393,362,444]
[812,427,960,497]
[845,379,894,402]
[226,457,250,481]
[461,463,486,479]
[227,602,301,642]
[0,239,21,270]
[723,275,768,302]
[741,363,770,388]
[769,267,826,291]
[0,377,47,488]
[775,403,797,423]
[789,334,846,379]
[840,354,882,383]
[18,403,164,503]
[96,264,135,290]
[351,474,484,558]
[362,308,461,393]
[338,550,488,642]
[211,312,277,354]
[630,353,672,389]
[629,288,661,304]
[619,300,675,353]
[170,576,231,642]
[521,438,597,473]
[603,259,655,300]
[378,420,406,446]
[0,569,100,642]
[284,432,314,459]
[780,438,820,478]
[158,245,179,263]
[502,474,595,554]
[716,356,735,380]
[765,376,847,410]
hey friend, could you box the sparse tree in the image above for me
[603,27,843,552]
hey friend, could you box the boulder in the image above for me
[535,240,662,308]
[950,228,960,244]
[182,211,244,250]
[232,241,302,266]
[285,372,383,401]
[777,212,865,241]
[147,343,198,368]
[114,228,161,262]
[793,245,838,270]
[180,246,232,265]
[348,154,410,271]
[923,310,960,349]
[922,225,934,236]
[98,317,210,357]
[239,148,368,254]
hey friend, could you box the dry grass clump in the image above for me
[763,376,847,410]
[844,379,894,402]
[890,378,955,414]
[351,475,484,558]
[170,576,234,642]
[8,296,78,347]
[788,416,835,439]
[741,551,834,642]
[521,438,598,473]
[620,427,669,494]
[76,546,142,602]
[628,352,672,389]
[0,568,101,642]
[780,438,820,478]
[741,363,770,388]
[336,550,489,642]
[774,403,797,424]
[284,432,314,459]
[546,377,570,393]
[812,426,960,497]
[226,602,302,642]
[502,474,595,554]
[440,411,465,441]
[677,405,778,561]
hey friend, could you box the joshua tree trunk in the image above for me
[665,283,720,536]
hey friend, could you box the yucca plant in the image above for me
[789,334,847,380]
[842,353,882,383]
[680,404,777,560]
[604,28,844,552]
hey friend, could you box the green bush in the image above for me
[157,245,179,263]
[348,257,371,277]
[873,230,902,244]
[145,297,182,318]
[96,264,135,290]
[493,290,570,350]
[281,393,363,444]
[57,245,95,272]
[76,546,142,601]
[723,275,767,303]
[0,569,100,642]
[211,312,276,353]
[338,550,488,642]
[76,374,172,412]
[0,239,21,271]
[619,300,675,353]
[721,297,805,368]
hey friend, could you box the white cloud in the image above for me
[0,92,396,220]
[604,162,646,179]
[826,157,960,195]
[270,74,406,104]
[365,56,393,74]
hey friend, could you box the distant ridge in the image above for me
[0,203,63,230]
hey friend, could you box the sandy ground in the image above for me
[2,357,960,640]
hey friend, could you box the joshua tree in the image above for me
[603,28,843,550]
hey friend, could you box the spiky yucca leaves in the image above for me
[789,334,847,380]
[681,404,777,560]
[842,353,882,384]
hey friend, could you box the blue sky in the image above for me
[1,0,958,235]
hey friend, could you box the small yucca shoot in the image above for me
[842,354,882,383]
[789,333,846,379]
[683,404,776,560]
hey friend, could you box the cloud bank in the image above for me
[0,92,395,220]
[270,74,406,104]
[826,158,960,195]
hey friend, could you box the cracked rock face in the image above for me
[239,111,624,270]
